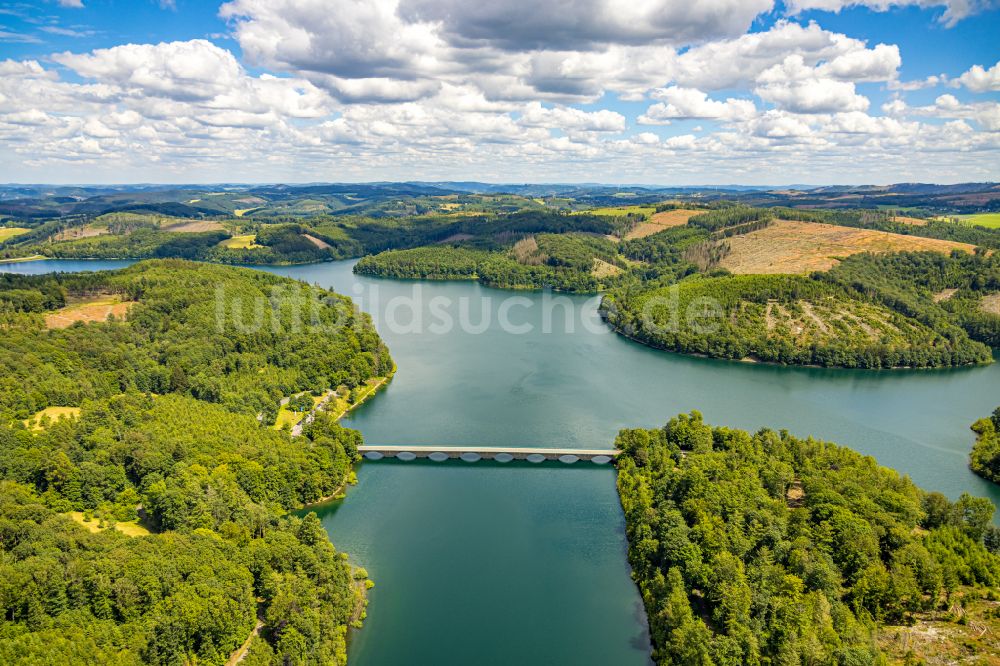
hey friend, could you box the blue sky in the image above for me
[0,0,998,184]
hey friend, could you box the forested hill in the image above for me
[0,260,391,421]
[616,413,1000,665]
[601,273,993,369]
[0,261,392,664]
[971,407,1000,484]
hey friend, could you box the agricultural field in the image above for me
[952,213,1000,228]
[718,219,976,274]
[0,227,29,242]
[44,294,135,329]
[584,205,656,217]
[624,208,702,239]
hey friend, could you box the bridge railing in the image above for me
[357,446,620,464]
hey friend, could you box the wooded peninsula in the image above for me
[0,260,392,664]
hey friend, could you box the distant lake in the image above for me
[7,257,1000,665]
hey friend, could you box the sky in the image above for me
[0,0,998,185]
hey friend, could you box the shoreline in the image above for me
[601,312,994,373]
[0,254,46,264]
[298,363,397,510]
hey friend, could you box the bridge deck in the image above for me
[358,445,620,462]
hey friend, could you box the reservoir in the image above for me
[5,258,1000,665]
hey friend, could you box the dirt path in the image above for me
[799,301,829,335]
[226,620,264,666]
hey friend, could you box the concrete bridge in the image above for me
[358,446,620,464]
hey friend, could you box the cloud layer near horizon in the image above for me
[1,0,998,183]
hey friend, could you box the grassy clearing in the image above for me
[23,406,81,430]
[981,293,1000,315]
[0,227,29,243]
[67,511,152,537]
[718,219,976,274]
[219,234,262,249]
[273,393,325,430]
[45,295,135,329]
[233,207,261,217]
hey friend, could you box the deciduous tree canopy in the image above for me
[616,412,1000,665]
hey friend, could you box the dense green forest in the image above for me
[822,251,1000,347]
[354,246,487,281]
[0,261,391,664]
[355,232,626,292]
[971,407,1000,484]
[615,412,1000,665]
[601,273,992,368]
[0,261,391,421]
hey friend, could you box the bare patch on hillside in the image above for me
[303,234,330,249]
[878,590,1000,665]
[746,297,918,346]
[512,236,547,265]
[892,215,928,226]
[981,293,1000,315]
[933,288,958,303]
[53,226,108,241]
[591,258,622,278]
[437,233,474,243]
[718,219,975,274]
[45,295,135,329]
[162,220,225,233]
[624,209,701,239]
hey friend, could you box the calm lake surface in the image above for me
[5,257,1000,665]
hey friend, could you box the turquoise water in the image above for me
[6,258,1000,665]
